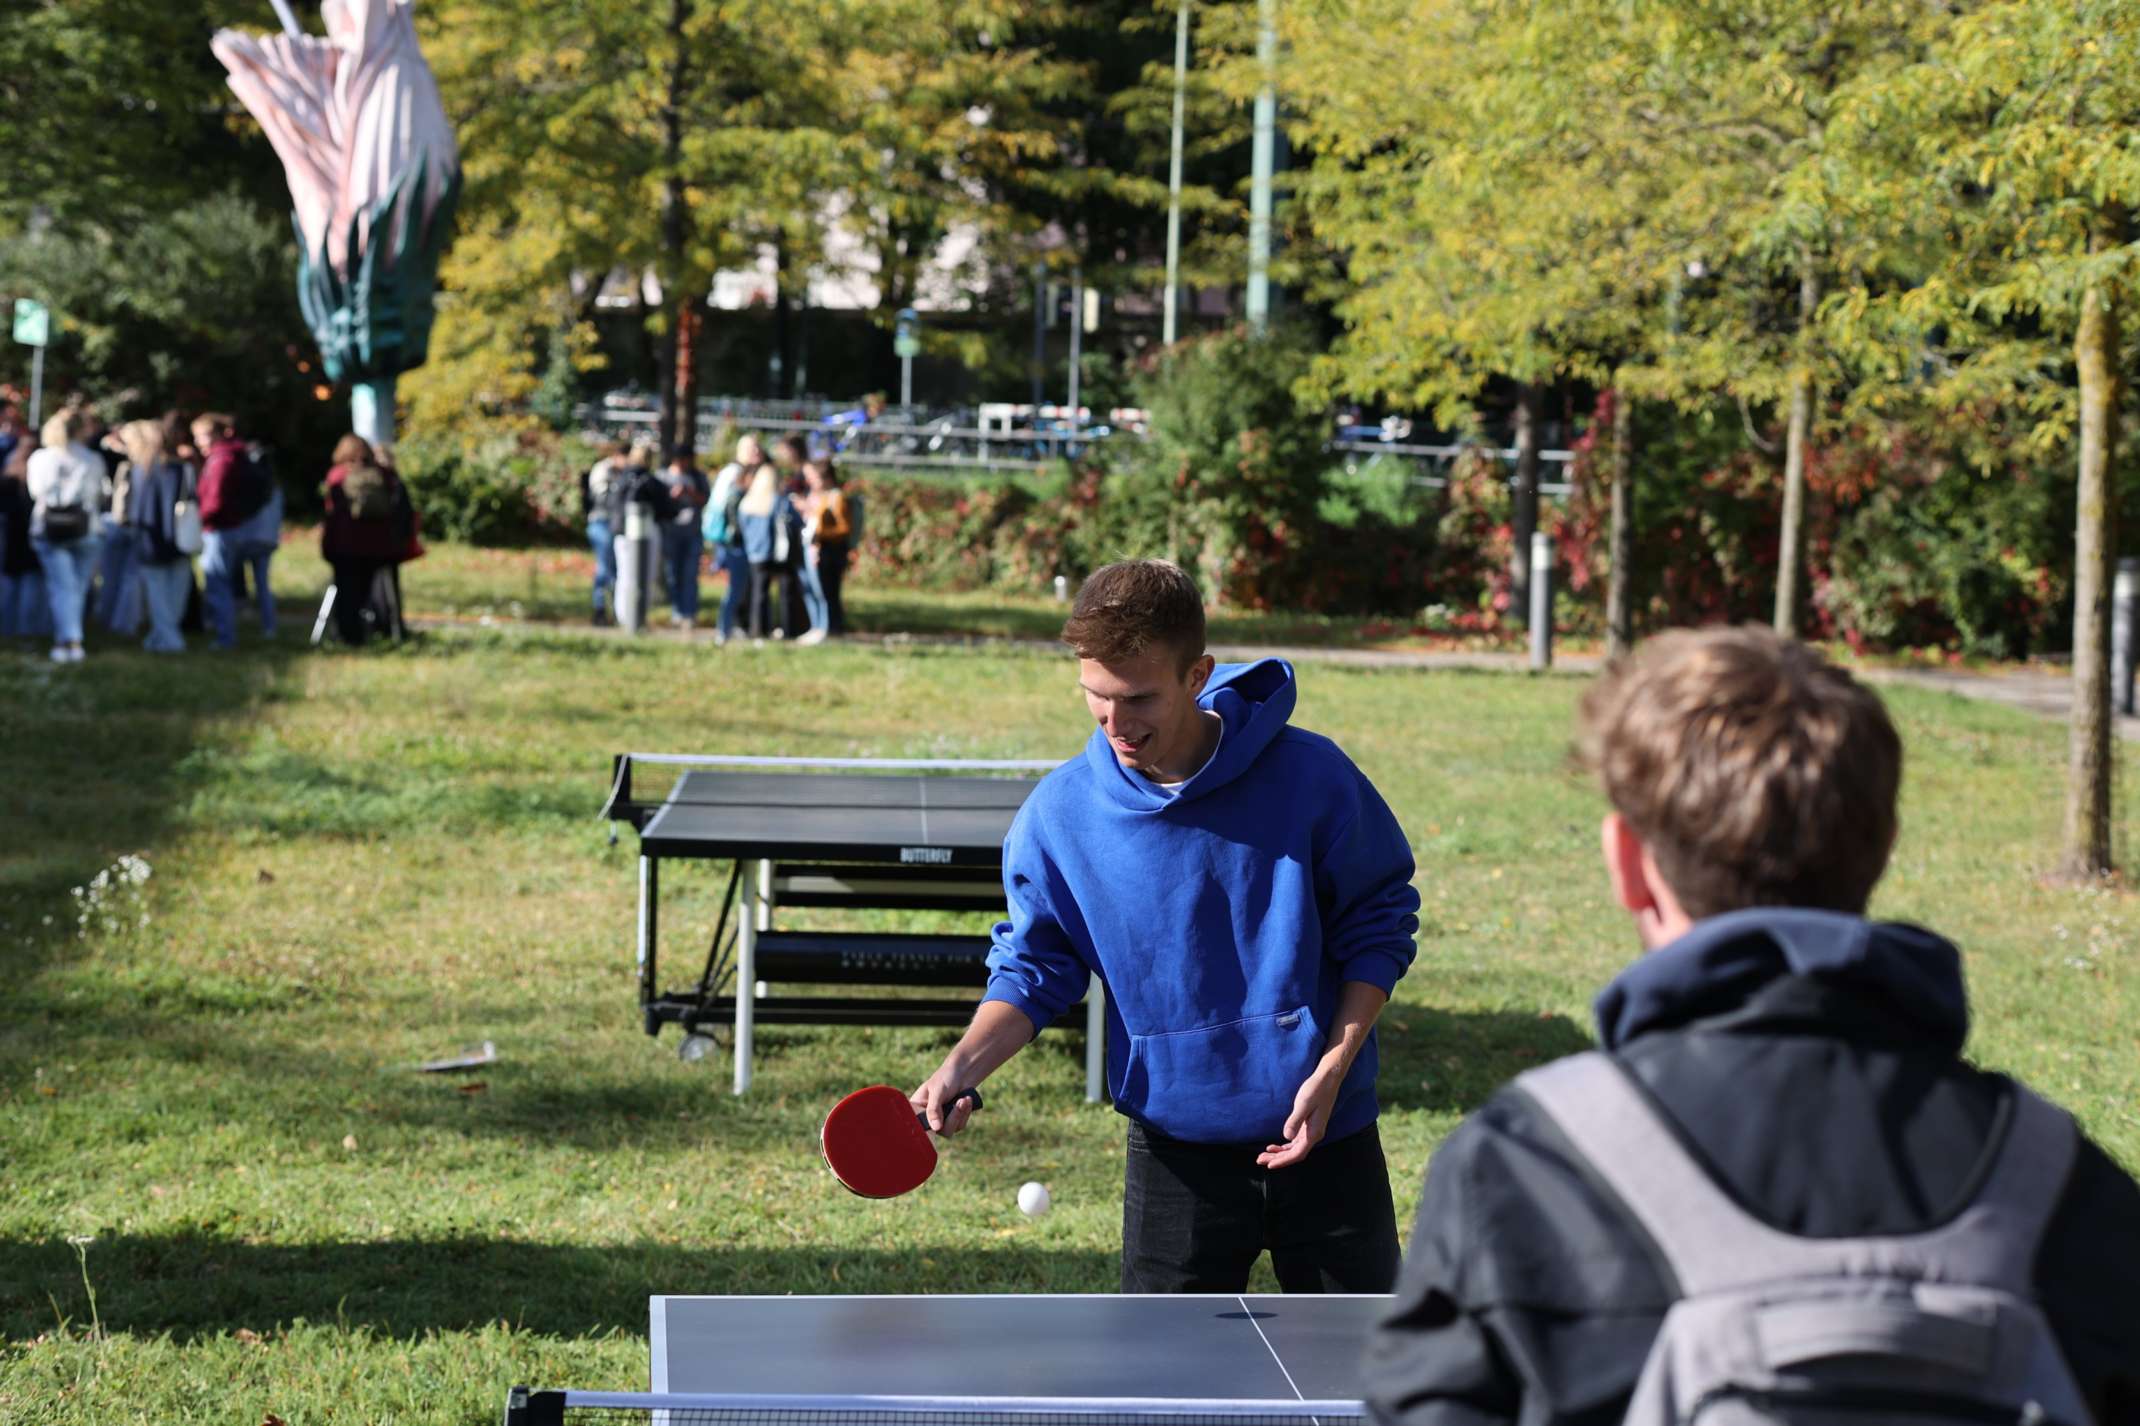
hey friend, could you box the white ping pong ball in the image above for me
[1017,1181,1051,1217]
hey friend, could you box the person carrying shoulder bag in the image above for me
[25,409,109,662]
[120,420,196,653]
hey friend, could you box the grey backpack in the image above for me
[1516,1053,2094,1426]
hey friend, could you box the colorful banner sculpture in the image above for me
[213,0,460,449]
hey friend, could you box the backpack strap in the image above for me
[1514,1052,2078,1298]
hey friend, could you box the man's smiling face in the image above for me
[1078,648,1215,778]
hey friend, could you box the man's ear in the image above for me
[1185,653,1216,694]
[1600,812,1656,916]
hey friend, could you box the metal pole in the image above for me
[2114,556,2139,717]
[1528,532,1553,671]
[900,353,912,410]
[27,343,43,431]
[1162,0,1190,347]
[1245,0,1277,334]
[352,378,395,452]
[1030,263,1046,409]
[1067,267,1083,424]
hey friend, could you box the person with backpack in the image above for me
[194,411,283,649]
[120,419,198,653]
[581,440,627,626]
[320,433,414,645]
[1363,626,2140,1426]
[25,408,109,663]
[703,434,761,646]
[734,458,803,641]
[657,451,710,629]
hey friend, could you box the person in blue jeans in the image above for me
[703,435,762,645]
[581,441,625,625]
[120,419,194,653]
[194,412,281,649]
[25,409,110,663]
[659,453,710,627]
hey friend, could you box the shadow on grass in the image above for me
[1375,1006,1593,1115]
[1,1237,1119,1341]
[0,629,307,986]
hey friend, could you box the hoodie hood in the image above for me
[1593,907,1969,1054]
[1082,658,1297,810]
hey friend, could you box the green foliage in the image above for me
[396,429,599,547]
[0,189,343,468]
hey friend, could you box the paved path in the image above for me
[408,613,2137,742]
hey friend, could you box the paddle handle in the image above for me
[917,1086,983,1130]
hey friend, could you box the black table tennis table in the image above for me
[604,756,1103,1099]
[506,1292,1388,1425]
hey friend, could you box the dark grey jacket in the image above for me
[1364,910,2140,1426]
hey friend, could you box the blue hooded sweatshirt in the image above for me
[983,658,1420,1145]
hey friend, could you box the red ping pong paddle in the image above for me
[821,1084,983,1198]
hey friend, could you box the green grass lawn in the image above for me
[1,545,2135,1425]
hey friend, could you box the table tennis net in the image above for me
[504,1391,1367,1426]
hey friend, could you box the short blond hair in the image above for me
[1579,626,1902,918]
[42,410,81,449]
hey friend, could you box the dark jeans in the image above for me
[1121,1119,1400,1294]
[817,540,849,634]
[330,559,393,644]
[749,561,790,637]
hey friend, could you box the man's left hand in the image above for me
[1257,1064,1345,1169]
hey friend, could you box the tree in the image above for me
[1833,0,2140,878]
[1280,0,1704,644]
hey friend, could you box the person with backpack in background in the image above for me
[194,411,283,649]
[120,418,198,654]
[704,434,761,646]
[735,457,802,642]
[25,408,109,663]
[1363,625,2140,1426]
[581,440,627,626]
[321,433,414,646]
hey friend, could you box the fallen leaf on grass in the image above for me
[342,1134,358,1151]
[235,1328,263,1347]
[263,1413,288,1426]
[256,869,275,885]
[457,1081,488,1095]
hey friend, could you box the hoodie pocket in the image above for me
[1122,1005,1323,1143]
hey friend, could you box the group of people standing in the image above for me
[0,401,286,661]
[581,432,856,646]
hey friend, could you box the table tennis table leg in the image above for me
[734,859,758,1094]
[1084,973,1105,1103]
[637,855,659,1035]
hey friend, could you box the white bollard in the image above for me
[615,500,656,633]
[1528,532,1553,671]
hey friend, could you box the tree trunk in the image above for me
[1607,382,1635,660]
[1774,257,1821,637]
[1510,382,1540,626]
[673,302,700,459]
[2058,262,2121,881]
[654,0,692,463]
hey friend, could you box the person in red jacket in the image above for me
[320,434,415,644]
[193,412,283,648]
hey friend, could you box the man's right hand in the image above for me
[910,1065,980,1135]
[908,999,1039,1133]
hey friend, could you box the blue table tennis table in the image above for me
[506,1293,1390,1426]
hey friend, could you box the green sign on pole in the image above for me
[13,298,50,347]
[893,334,921,359]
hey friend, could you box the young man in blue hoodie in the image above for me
[912,559,1422,1292]
[1364,626,2140,1424]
